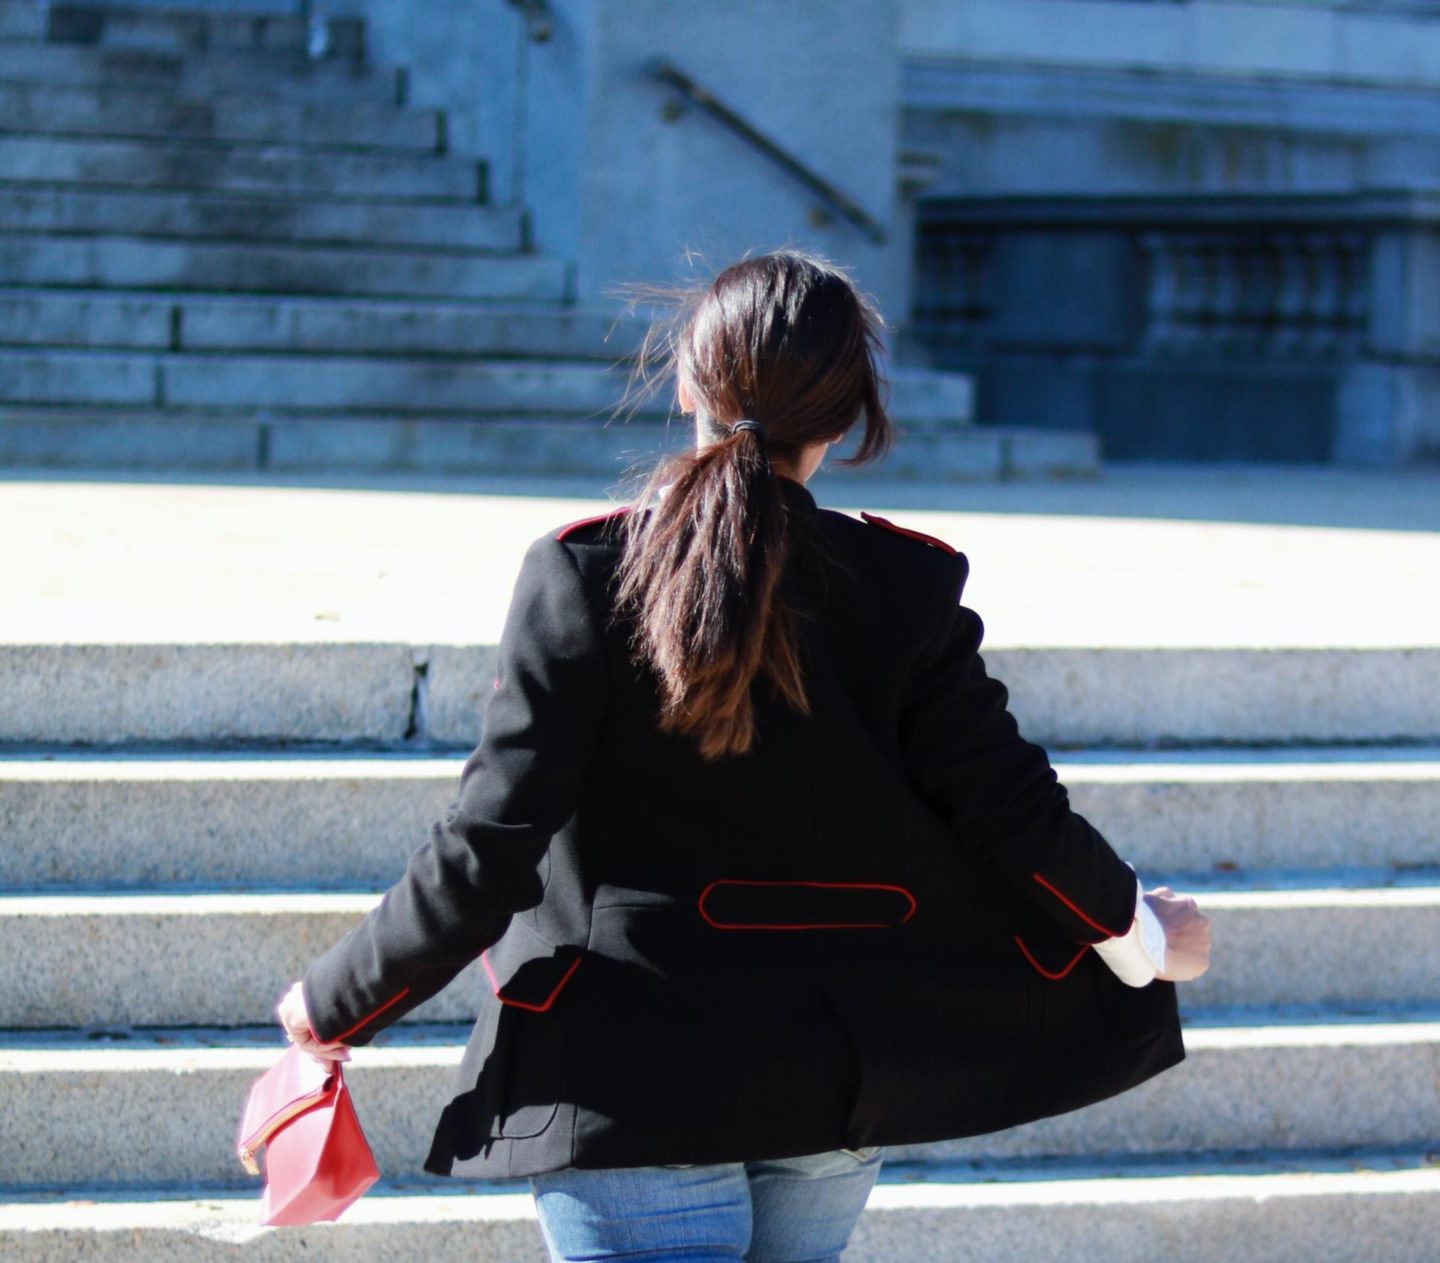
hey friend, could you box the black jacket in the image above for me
[302,475,1184,1179]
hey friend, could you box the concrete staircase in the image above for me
[2,496,1438,1258]
[0,0,1092,480]
[0,2,1434,1257]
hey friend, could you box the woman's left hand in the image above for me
[277,981,351,1063]
[1144,887,1212,983]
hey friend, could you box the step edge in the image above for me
[4,1162,1440,1231]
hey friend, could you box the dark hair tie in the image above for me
[730,419,766,440]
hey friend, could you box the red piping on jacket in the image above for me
[555,506,633,541]
[697,879,917,932]
[1030,872,1128,939]
[859,511,958,556]
[1013,935,1089,980]
[481,950,583,1012]
[330,986,411,1043]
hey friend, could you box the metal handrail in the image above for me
[646,58,887,246]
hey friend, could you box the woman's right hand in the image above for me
[277,981,351,1063]
[1144,886,1212,982]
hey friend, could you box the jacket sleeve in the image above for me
[301,533,609,1046]
[898,553,1138,945]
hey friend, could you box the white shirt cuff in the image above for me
[1092,874,1166,987]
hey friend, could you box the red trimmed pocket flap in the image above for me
[482,920,583,1012]
[1014,933,1090,980]
[1007,893,1093,980]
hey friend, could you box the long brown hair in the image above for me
[610,250,893,760]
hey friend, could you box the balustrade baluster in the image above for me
[1272,231,1308,359]
[1140,231,1178,353]
[1307,232,1343,359]
[1338,232,1368,353]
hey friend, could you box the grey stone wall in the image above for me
[320,0,909,328]
[523,0,907,321]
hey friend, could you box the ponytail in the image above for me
[609,250,893,761]
[614,419,808,761]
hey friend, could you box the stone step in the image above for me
[2,883,1436,1027]
[0,290,638,357]
[0,236,564,301]
[1174,882,1440,1008]
[172,294,640,359]
[3,1156,1439,1263]
[0,42,402,102]
[40,3,366,60]
[1,1012,1435,1186]
[0,355,622,411]
[0,891,486,1027]
[0,350,156,407]
[1,410,1070,480]
[0,80,442,151]
[0,349,968,420]
[0,639,1434,748]
[0,753,466,888]
[990,647,1440,748]
[0,641,426,746]
[0,134,482,200]
[2,750,1434,889]
[150,352,676,414]
[903,1009,1440,1165]
[0,186,525,251]
[859,1153,1440,1263]
[1056,747,1440,873]
[55,0,310,10]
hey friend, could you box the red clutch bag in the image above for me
[236,1045,380,1226]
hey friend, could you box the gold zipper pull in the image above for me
[237,1080,332,1176]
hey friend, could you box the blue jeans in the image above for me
[529,1146,884,1262]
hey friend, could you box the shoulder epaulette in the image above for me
[859,511,958,556]
[555,505,632,542]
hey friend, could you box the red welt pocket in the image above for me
[698,880,917,931]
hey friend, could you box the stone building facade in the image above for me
[16,0,1440,466]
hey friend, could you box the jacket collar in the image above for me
[654,474,819,515]
[776,474,820,515]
